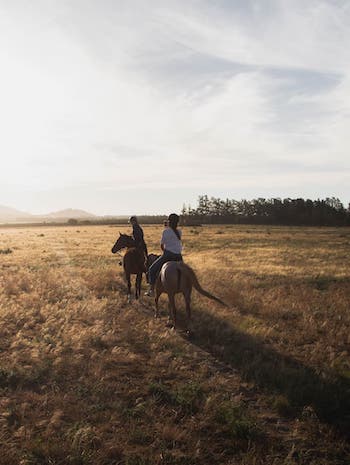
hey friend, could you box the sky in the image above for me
[0,0,349,215]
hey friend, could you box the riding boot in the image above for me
[144,284,154,297]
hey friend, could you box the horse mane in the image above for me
[120,233,135,244]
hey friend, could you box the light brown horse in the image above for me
[154,261,227,332]
[111,233,146,302]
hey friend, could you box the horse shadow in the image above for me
[186,305,350,438]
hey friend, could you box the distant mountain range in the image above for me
[0,205,33,220]
[44,208,96,219]
[0,205,97,223]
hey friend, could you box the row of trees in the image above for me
[181,195,350,226]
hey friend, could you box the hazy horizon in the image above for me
[1,193,349,219]
[1,0,349,215]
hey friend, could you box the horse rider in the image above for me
[129,216,148,260]
[145,213,183,296]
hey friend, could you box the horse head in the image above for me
[111,233,135,254]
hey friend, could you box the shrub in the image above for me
[0,248,12,254]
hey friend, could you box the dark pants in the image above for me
[148,250,182,285]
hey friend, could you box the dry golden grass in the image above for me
[0,224,349,464]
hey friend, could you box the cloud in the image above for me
[0,0,349,213]
[156,0,350,73]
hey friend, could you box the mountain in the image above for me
[43,208,97,219]
[0,205,33,222]
[0,205,97,223]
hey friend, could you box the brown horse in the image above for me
[111,233,146,302]
[154,261,227,332]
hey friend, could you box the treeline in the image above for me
[66,216,168,226]
[181,195,350,226]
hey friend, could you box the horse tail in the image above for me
[179,263,227,307]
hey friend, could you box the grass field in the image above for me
[0,224,349,465]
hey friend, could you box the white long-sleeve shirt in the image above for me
[161,228,182,254]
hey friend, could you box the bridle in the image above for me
[113,235,135,263]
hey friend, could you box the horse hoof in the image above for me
[186,330,194,339]
[127,295,132,303]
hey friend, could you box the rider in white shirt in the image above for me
[146,213,182,296]
[161,226,182,254]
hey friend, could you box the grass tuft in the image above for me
[213,401,261,441]
[149,381,204,414]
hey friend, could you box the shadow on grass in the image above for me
[189,307,350,438]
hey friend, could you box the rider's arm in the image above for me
[160,230,166,252]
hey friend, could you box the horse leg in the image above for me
[155,290,161,318]
[184,287,193,335]
[135,273,142,299]
[139,272,143,299]
[168,293,177,329]
[126,271,132,303]
[154,277,163,318]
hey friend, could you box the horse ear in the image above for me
[119,231,122,236]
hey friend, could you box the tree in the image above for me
[180,195,350,226]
